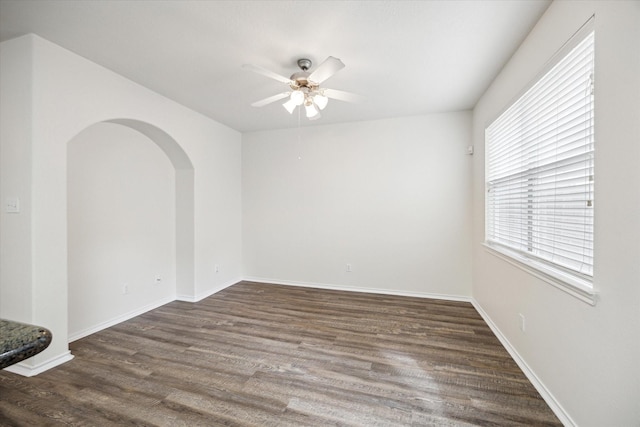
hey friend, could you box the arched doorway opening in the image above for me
[67,119,194,341]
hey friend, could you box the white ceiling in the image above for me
[0,0,550,133]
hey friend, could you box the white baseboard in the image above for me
[4,351,74,377]
[68,295,176,343]
[176,277,242,303]
[69,278,242,343]
[471,299,575,427]
[243,276,472,302]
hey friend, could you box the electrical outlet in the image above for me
[4,197,20,213]
[346,264,352,273]
[214,264,219,273]
[123,283,129,295]
[518,313,526,332]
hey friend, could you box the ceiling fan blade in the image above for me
[251,92,290,107]
[242,63,292,84]
[308,56,345,84]
[322,88,363,103]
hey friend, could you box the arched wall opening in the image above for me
[67,119,194,341]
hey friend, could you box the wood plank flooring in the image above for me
[0,281,561,426]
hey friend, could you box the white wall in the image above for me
[0,34,242,374]
[67,122,176,340]
[243,113,472,298]
[0,36,33,322]
[471,2,640,426]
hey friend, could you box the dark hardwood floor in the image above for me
[0,281,561,426]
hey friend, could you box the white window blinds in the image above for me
[486,29,594,281]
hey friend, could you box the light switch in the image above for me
[5,198,20,213]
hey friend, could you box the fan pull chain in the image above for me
[297,105,302,160]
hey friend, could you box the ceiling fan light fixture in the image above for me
[290,89,305,106]
[282,98,297,114]
[305,102,319,119]
[314,93,329,110]
[308,111,322,121]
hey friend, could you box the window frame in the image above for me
[484,18,597,305]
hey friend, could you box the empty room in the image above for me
[0,1,638,426]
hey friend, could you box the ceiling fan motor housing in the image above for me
[290,72,315,90]
[289,58,319,90]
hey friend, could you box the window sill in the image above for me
[482,243,598,306]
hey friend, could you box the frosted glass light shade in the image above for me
[305,102,319,118]
[283,99,297,114]
[314,94,329,110]
[290,90,305,106]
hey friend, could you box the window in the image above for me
[485,22,595,298]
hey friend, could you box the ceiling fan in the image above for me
[242,56,360,121]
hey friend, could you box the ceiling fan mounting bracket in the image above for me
[297,58,312,71]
